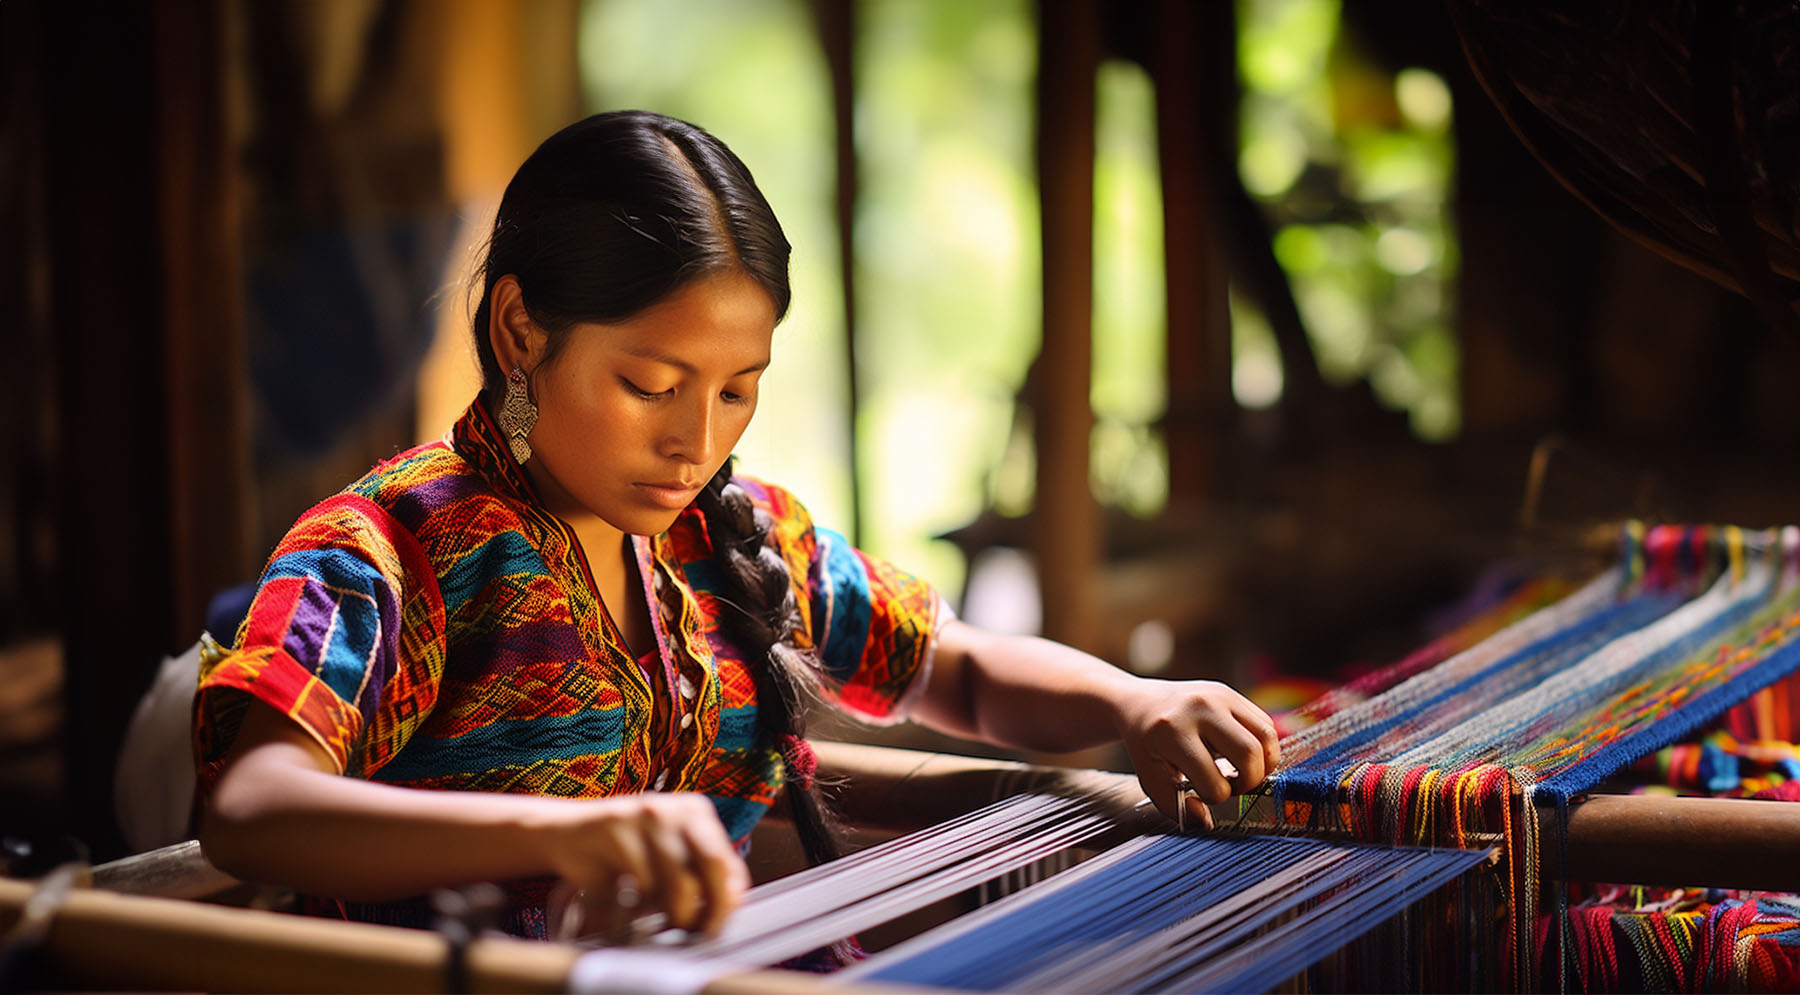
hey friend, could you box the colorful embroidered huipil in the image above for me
[193,402,941,935]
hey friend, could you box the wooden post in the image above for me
[46,1,173,859]
[44,0,247,859]
[1034,0,1104,653]
[156,0,253,644]
[811,0,866,546]
[0,878,893,994]
[1149,0,1235,503]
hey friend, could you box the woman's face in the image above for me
[523,268,776,537]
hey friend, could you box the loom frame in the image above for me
[6,741,1796,993]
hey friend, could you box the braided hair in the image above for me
[468,111,841,866]
[694,460,842,867]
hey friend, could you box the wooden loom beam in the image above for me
[1561,793,1800,893]
[0,878,571,995]
[0,877,923,995]
[14,743,1796,992]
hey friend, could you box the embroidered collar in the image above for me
[451,399,543,507]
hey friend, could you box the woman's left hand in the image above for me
[1110,678,1281,830]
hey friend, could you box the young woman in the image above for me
[194,110,1280,943]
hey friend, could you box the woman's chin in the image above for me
[607,504,687,538]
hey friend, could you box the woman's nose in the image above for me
[663,397,715,463]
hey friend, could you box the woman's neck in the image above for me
[520,458,649,655]
[520,456,623,550]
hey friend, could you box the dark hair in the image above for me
[469,111,842,871]
[471,109,791,388]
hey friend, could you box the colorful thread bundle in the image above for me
[1541,888,1800,992]
[1262,523,1800,990]
[1628,667,1800,797]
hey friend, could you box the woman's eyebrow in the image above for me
[622,346,770,377]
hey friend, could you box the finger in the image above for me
[588,828,653,940]
[682,819,748,936]
[1184,792,1214,831]
[1153,712,1234,805]
[1125,742,1186,821]
[600,822,655,890]
[583,870,642,941]
[549,881,585,942]
[644,817,702,931]
[1206,717,1268,791]
[1231,698,1283,773]
[1176,746,1233,805]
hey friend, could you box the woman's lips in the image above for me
[635,481,701,509]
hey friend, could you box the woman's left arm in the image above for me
[912,619,1282,828]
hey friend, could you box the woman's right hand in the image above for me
[535,791,749,939]
[202,699,749,937]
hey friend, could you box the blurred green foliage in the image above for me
[578,0,1460,600]
[1237,0,1459,440]
[580,0,857,541]
[1091,59,1169,518]
[854,0,1038,594]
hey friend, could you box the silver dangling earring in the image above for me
[498,365,538,464]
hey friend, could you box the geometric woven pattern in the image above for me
[193,401,941,934]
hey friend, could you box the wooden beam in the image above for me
[45,2,174,859]
[1148,0,1235,502]
[0,878,901,995]
[155,0,253,644]
[1033,0,1104,653]
[39,0,249,860]
[810,0,866,546]
[1561,792,1800,893]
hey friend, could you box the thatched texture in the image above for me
[1449,0,1800,334]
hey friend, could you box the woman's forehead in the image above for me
[581,270,775,370]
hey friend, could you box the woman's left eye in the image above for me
[620,377,670,400]
[721,390,747,404]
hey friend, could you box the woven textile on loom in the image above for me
[1257,523,1800,991]
[593,787,1499,994]
[552,524,1799,993]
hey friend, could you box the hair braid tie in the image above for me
[777,733,818,791]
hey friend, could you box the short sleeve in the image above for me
[193,494,447,789]
[739,478,942,723]
[806,526,944,722]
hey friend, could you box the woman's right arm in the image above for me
[199,699,748,935]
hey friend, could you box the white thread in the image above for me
[567,948,734,995]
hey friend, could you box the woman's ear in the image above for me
[487,275,544,374]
